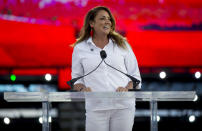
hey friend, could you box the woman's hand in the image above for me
[74,83,91,92]
[81,87,92,92]
[116,87,128,92]
[74,83,86,91]
[74,83,92,92]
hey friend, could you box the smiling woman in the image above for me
[70,6,141,131]
[74,6,127,49]
[89,10,112,48]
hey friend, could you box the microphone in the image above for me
[100,50,140,91]
[67,51,106,90]
[100,50,107,59]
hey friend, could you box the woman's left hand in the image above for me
[116,87,128,92]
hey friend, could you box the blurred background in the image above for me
[0,0,202,131]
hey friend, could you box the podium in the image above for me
[4,91,195,131]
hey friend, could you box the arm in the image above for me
[116,81,132,92]
[116,42,141,92]
[124,42,142,89]
[71,46,92,92]
[125,81,133,89]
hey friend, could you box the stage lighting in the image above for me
[49,116,52,123]
[189,115,195,123]
[39,117,42,124]
[195,71,201,79]
[3,117,10,125]
[39,116,52,124]
[10,74,16,81]
[45,73,52,81]
[193,95,198,102]
[159,71,166,79]
[157,115,160,122]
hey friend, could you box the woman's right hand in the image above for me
[81,87,92,92]
[74,83,92,92]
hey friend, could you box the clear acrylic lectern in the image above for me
[4,91,195,131]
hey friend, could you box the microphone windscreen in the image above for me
[100,50,107,59]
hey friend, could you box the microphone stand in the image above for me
[103,60,140,91]
[67,59,104,90]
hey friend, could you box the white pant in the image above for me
[86,108,135,131]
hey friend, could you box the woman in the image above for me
[71,6,141,131]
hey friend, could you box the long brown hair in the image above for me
[74,6,127,49]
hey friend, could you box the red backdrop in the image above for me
[0,0,202,89]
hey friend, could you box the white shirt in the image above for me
[71,37,141,111]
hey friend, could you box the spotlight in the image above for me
[189,115,195,123]
[193,95,198,102]
[49,116,52,123]
[159,71,166,79]
[4,117,10,125]
[10,74,16,81]
[39,117,42,124]
[195,71,201,79]
[39,116,52,124]
[157,115,160,122]
[45,73,52,81]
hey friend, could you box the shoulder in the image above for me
[73,40,88,51]
[123,40,132,50]
[114,40,132,52]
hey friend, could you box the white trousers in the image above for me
[86,108,135,131]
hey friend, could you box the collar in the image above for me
[86,37,113,48]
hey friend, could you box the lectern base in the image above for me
[150,100,158,131]
[42,102,51,131]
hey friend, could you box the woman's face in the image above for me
[90,10,112,36]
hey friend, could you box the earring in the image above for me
[90,28,93,36]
